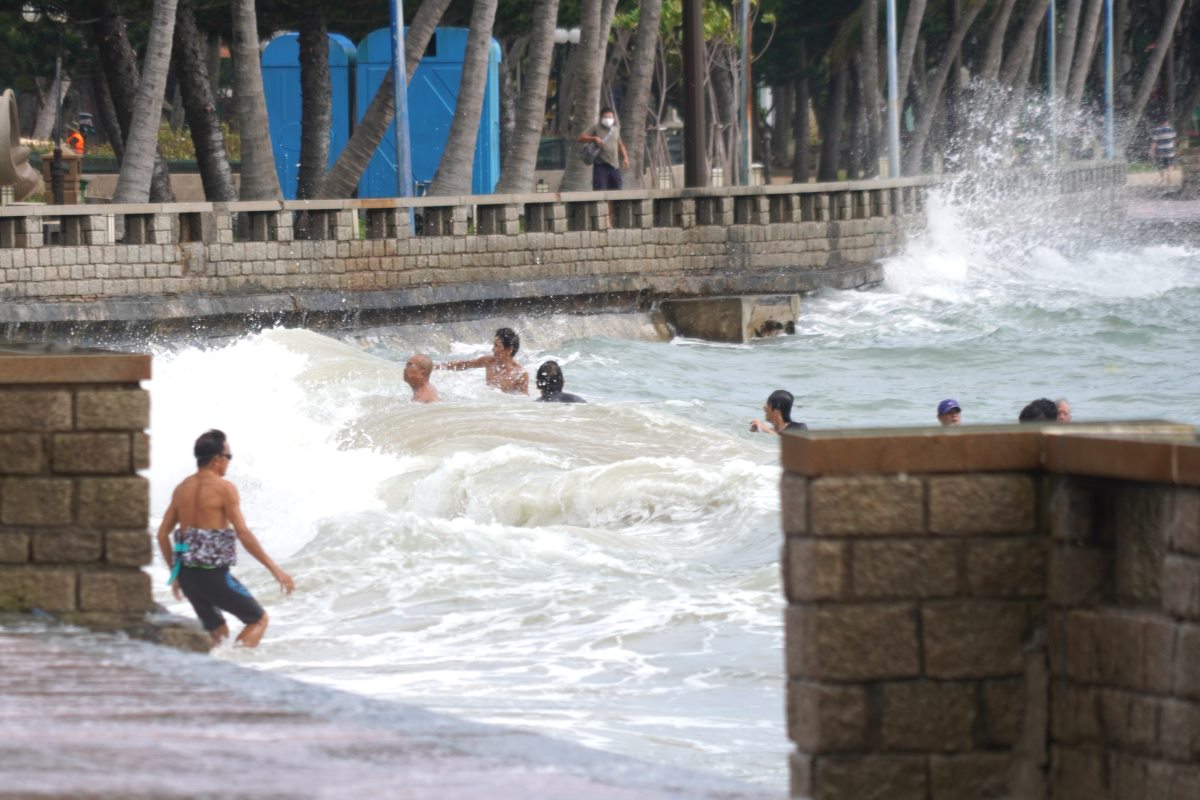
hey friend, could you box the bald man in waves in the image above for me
[157,429,294,648]
[404,354,440,403]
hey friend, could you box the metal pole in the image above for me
[682,0,707,186]
[51,29,63,206]
[1047,0,1056,162]
[390,0,414,197]
[885,0,901,177]
[1104,0,1114,159]
[739,0,751,184]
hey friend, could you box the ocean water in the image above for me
[146,187,1200,789]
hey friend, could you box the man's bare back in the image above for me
[437,327,529,395]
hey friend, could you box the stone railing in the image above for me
[0,346,205,649]
[780,423,1199,800]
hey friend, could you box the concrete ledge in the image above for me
[0,345,151,383]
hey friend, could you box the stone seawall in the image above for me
[781,423,1200,800]
[0,162,1123,338]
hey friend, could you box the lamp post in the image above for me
[885,0,901,178]
[1104,0,1114,159]
[22,3,65,205]
[1047,0,1056,162]
[389,0,413,198]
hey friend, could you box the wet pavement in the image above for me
[0,624,779,800]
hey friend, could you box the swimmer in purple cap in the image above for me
[937,399,962,427]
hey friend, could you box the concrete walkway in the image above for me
[0,623,779,800]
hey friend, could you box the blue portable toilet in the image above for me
[356,27,502,197]
[262,33,356,199]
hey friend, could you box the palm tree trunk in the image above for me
[861,0,881,172]
[895,0,929,111]
[91,0,175,202]
[1123,0,1187,147]
[113,0,178,204]
[818,59,849,182]
[32,77,71,141]
[792,48,811,183]
[231,0,281,200]
[999,0,1053,88]
[319,0,453,198]
[558,0,620,192]
[174,0,235,202]
[619,0,662,181]
[92,74,124,162]
[428,0,500,196]
[296,10,331,199]
[495,0,561,194]
[906,0,987,173]
[1056,0,1084,95]
[979,0,1020,83]
[1066,0,1104,113]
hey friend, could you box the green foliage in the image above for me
[27,121,241,163]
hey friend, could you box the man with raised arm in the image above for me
[404,354,440,403]
[437,327,529,395]
[156,429,294,648]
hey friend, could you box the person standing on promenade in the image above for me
[437,327,529,395]
[404,354,440,403]
[535,360,587,403]
[578,107,629,190]
[1150,117,1177,187]
[156,429,294,648]
[937,399,962,426]
[750,390,808,435]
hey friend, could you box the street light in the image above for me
[22,3,67,205]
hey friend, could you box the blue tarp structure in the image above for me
[261,27,501,200]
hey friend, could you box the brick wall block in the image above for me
[781,472,807,535]
[929,753,1012,800]
[0,533,30,563]
[984,678,1025,747]
[1098,688,1159,752]
[1114,485,1168,607]
[813,755,928,800]
[1048,544,1109,607]
[1163,556,1200,621]
[51,433,131,474]
[1049,746,1107,800]
[784,540,847,602]
[0,433,47,474]
[929,474,1034,535]
[1049,480,1098,542]
[1159,698,1200,762]
[787,604,920,681]
[1165,488,1200,555]
[966,538,1046,598]
[78,570,152,613]
[1093,612,1147,690]
[810,476,924,536]
[1176,624,1200,700]
[787,680,867,752]
[789,751,813,799]
[0,478,73,525]
[851,539,957,599]
[1143,616,1178,694]
[922,602,1028,678]
[1051,684,1101,745]
[77,476,149,528]
[105,530,153,567]
[133,432,150,470]
[31,530,103,563]
[0,391,72,432]
[880,681,975,752]
[75,388,150,430]
[0,566,77,612]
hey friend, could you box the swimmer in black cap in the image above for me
[750,389,807,435]
[536,360,586,403]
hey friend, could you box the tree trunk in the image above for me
[92,73,124,161]
[906,0,987,172]
[498,39,521,175]
[558,0,620,192]
[1066,0,1104,113]
[206,33,222,105]
[91,0,175,201]
[428,0,500,195]
[32,77,71,141]
[167,78,185,131]
[980,0,1020,83]
[296,10,331,199]
[1056,0,1084,95]
[319,0,452,198]
[495,0,561,194]
[792,42,811,182]
[113,0,178,204]
[231,0,281,200]
[773,83,792,169]
[896,0,929,110]
[1123,0,1186,147]
[619,0,662,181]
[173,0,235,201]
[818,59,849,182]
[861,0,881,172]
[999,0,1053,88]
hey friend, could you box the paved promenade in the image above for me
[0,623,778,800]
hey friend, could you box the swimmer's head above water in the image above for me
[536,360,564,396]
[494,327,520,357]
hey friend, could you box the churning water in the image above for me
[146,185,1200,789]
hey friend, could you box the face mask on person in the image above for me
[600,116,614,129]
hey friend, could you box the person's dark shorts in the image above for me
[592,161,622,190]
[1156,156,1174,171]
[178,566,265,631]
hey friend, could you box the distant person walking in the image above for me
[404,354,439,403]
[536,360,586,403]
[578,107,629,191]
[1151,118,1177,186]
[156,429,294,648]
[437,327,529,395]
[937,399,962,426]
[750,389,808,435]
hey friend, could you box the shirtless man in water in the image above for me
[437,327,529,395]
[404,354,440,403]
[156,429,294,648]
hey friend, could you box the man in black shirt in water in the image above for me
[750,389,808,434]
[536,360,586,403]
